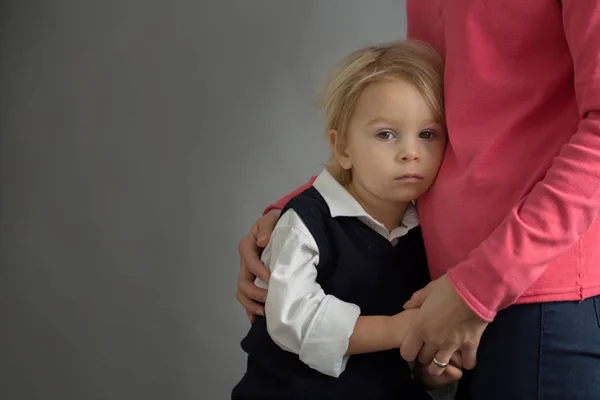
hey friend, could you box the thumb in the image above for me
[256,232,270,247]
[403,285,431,309]
[255,210,280,247]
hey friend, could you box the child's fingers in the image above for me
[246,311,256,323]
[443,365,463,381]
[449,351,463,369]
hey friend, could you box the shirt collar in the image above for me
[312,169,419,237]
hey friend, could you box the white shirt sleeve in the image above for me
[254,209,361,378]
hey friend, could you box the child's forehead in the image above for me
[358,78,421,102]
[352,79,435,122]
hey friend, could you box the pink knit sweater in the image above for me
[266,0,600,322]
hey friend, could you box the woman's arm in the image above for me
[447,0,600,321]
[236,176,318,320]
[263,176,318,214]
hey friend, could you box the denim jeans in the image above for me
[455,295,600,399]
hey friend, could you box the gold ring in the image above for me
[432,357,448,368]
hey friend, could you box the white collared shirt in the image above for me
[255,169,419,377]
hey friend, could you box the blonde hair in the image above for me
[320,40,445,185]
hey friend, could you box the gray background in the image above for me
[0,1,408,399]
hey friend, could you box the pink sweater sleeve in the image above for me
[448,0,600,322]
[263,176,318,214]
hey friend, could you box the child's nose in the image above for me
[398,150,420,162]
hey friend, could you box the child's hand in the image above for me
[411,352,463,390]
[390,308,420,347]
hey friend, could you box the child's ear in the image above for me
[328,129,352,170]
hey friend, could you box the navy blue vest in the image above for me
[232,187,432,399]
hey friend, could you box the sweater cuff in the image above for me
[262,176,319,215]
[263,200,287,215]
[447,265,497,322]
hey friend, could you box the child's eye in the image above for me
[419,130,436,140]
[376,131,396,140]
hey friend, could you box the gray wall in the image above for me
[0,1,407,399]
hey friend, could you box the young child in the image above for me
[232,40,461,399]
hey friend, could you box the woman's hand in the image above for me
[236,209,281,321]
[412,351,463,390]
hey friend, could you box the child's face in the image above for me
[334,77,446,203]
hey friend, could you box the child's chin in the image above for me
[387,189,423,202]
